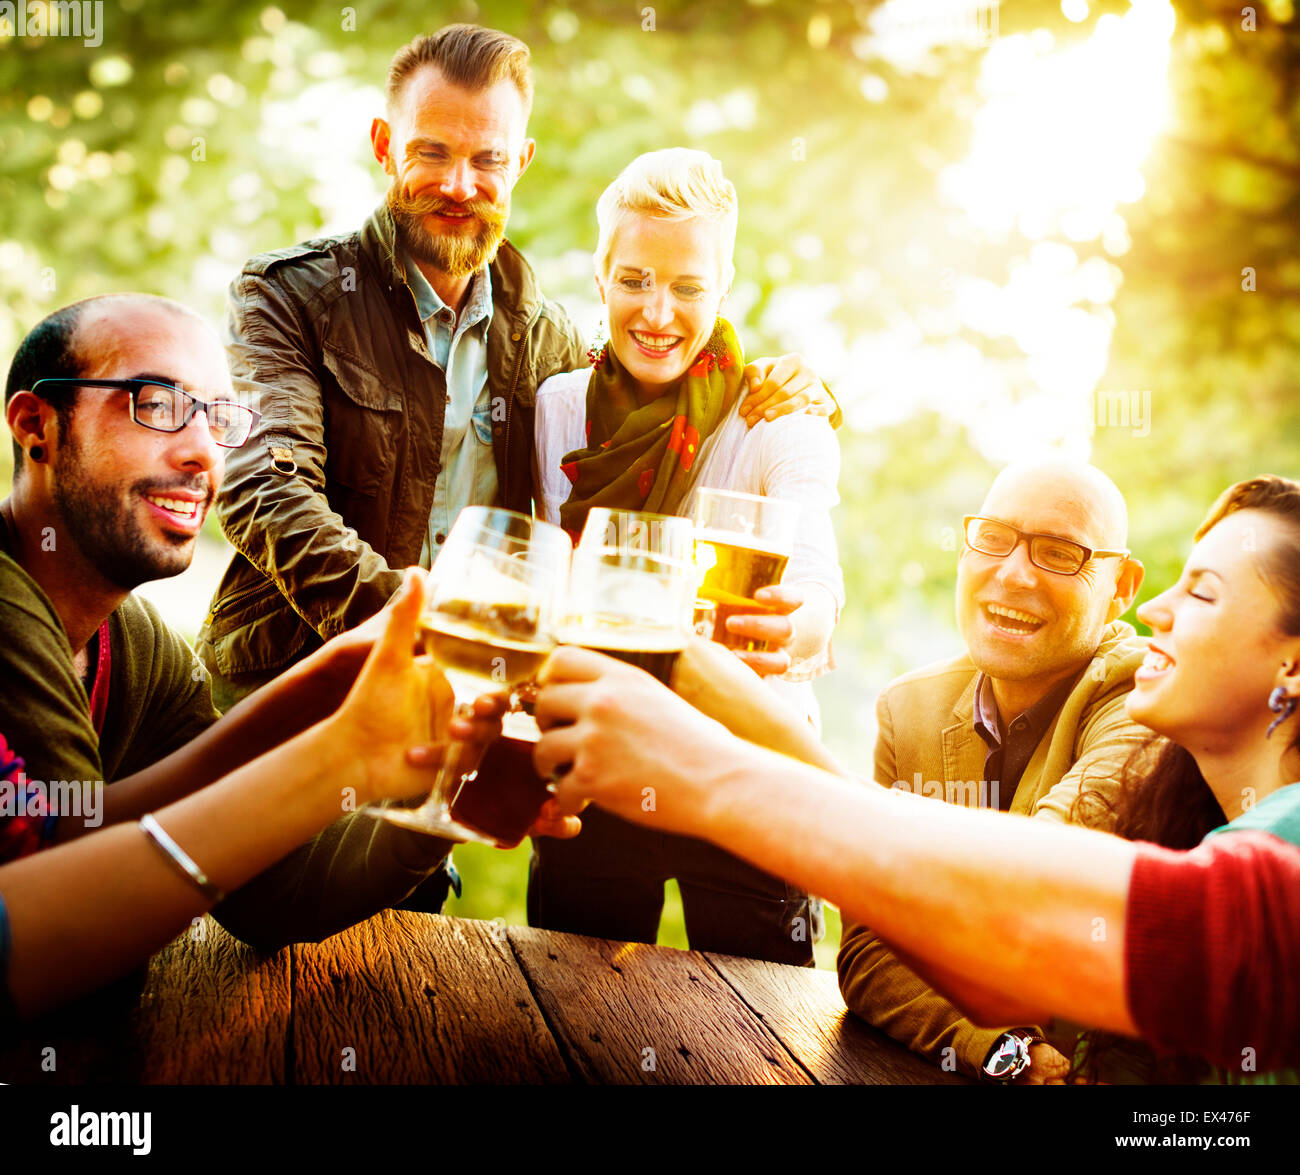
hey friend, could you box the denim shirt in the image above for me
[400,253,497,565]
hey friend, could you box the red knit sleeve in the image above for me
[1125,831,1300,1075]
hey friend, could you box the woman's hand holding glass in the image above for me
[692,487,801,668]
[722,583,804,676]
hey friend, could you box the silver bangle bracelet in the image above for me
[139,813,225,904]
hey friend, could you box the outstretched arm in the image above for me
[57,611,399,839]
[534,649,1137,1036]
[1,571,449,1019]
[669,637,846,774]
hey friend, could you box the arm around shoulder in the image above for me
[538,298,587,376]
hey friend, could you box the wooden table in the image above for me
[0,911,968,1085]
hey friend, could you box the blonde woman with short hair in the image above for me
[530,149,844,965]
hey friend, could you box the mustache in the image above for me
[134,476,215,507]
[388,188,506,229]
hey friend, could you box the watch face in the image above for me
[986,1035,1023,1079]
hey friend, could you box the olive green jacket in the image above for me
[837,621,1153,1078]
[196,204,585,708]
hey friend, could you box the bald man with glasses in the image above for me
[836,460,1150,1083]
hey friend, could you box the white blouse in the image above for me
[534,368,844,724]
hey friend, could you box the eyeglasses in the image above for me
[962,516,1129,577]
[30,379,260,449]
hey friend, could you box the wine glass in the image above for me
[373,507,571,842]
[577,507,696,564]
[558,509,700,683]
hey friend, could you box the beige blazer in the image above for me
[837,620,1154,1077]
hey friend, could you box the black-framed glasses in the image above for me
[962,516,1129,577]
[30,379,261,449]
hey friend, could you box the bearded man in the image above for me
[198,23,833,711]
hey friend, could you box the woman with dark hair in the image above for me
[1093,476,1300,845]
[533,474,1300,1079]
[1067,474,1300,1081]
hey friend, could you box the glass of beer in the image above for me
[374,507,570,843]
[692,488,797,653]
[449,736,553,850]
[557,510,699,684]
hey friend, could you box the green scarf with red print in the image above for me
[558,318,744,540]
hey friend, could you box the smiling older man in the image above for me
[836,459,1150,1083]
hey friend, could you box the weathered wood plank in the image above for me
[507,926,813,1085]
[292,911,570,1084]
[706,952,972,1085]
[0,916,291,1084]
[132,916,291,1083]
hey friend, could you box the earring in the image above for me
[587,317,609,367]
[1266,686,1297,739]
[29,445,44,462]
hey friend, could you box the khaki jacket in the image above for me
[196,204,585,705]
[837,620,1153,1077]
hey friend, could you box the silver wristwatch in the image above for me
[981,1029,1036,1083]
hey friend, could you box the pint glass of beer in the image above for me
[691,488,798,653]
[558,510,698,683]
[374,507,570,844]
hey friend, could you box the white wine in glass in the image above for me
[374,507,570,842]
